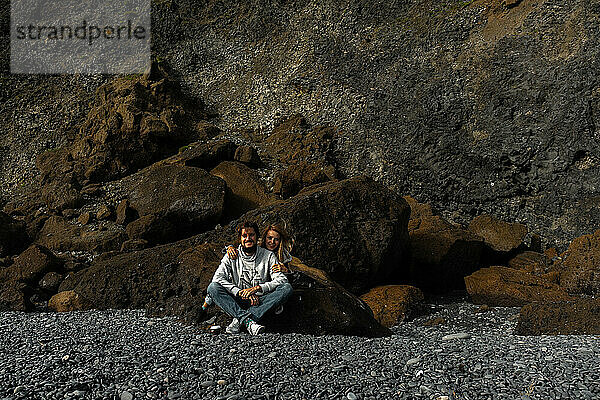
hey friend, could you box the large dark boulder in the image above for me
[35,216,127,253]
[263,115,338,166]
[58,240,217,311]
[0,281,28,312]
[554,229,600,296]
[359,285,424,328]
[260,258,391,337]
[158,139,237,169]
[273,161,337,199]
[8,245,62,284]
[468,214,528,253]
[465,266,573,307]
[114,164,226,242]
[468,214,528,266]
[233,176,411,294]
[515,299,600,335]
[0,244,63,311]
[68,74,212,183]
[210,161,278,222]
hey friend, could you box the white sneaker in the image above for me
[225,318,240,334]
[245,319,265,335]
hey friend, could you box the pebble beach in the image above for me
[1,299,598,400]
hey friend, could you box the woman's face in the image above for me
[265,230,281,251]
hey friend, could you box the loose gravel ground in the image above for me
[1,301,599,400]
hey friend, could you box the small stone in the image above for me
[96,205,112,220]
[234,145,261,166]
[441,333,471,341]
[78,212,91,225]
[475,305,491,313]
[121,239,148,252]
[116,199,136,225]
[120,391,133,400]
[347,392,358,400]
[201,381,216,387]
[423,317,445,326]
[406,357,421,366]
[268,351,277,358]
[80,183,102,196]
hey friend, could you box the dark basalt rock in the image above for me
[554,229,600,296]
[468,214,528,258]
[233,145,262,167]
[210,161,278,223]
[515,299,600,335]
[232,176,411,294]
[260,258,391,337]
[273,161,337,199]
[114,164,226,242]
[9,245,62,284]
[126,215,175,245]
[0,244,63,311]
[464,266,573,307]
[263,115,338,167]
[68,74,211,184]
[359,285,424,328]
[35,216,127,253]
[158,139,238,170]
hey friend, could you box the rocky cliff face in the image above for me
[2,0,600,249]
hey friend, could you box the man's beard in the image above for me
[242,243,257,254]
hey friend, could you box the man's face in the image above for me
[240,228,257,249]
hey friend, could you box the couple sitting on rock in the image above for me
[204,221,294,335]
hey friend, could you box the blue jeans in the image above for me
[207,282,293,324]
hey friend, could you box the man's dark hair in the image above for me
[237,221,259,237]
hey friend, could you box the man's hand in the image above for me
[227,246,238,259]
[238,286,261,299]
[248,294,259,306]
[272,263,289,274]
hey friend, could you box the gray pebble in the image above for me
[120,391,133,400]
[441,333,471,341]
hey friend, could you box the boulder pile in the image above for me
[2,73,599,337]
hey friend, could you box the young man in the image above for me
[207,221,293,335]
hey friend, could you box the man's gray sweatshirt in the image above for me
[211,245,289,297]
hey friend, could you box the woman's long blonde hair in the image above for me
[261,223,293,262]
